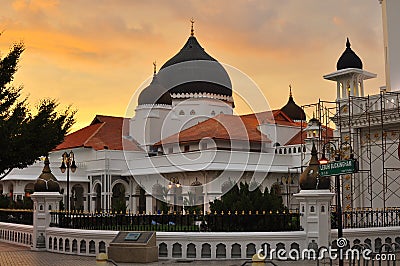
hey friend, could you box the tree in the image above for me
[209,182,286,213]
[0,41,75,179]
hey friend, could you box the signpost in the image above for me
[319,159,356,177]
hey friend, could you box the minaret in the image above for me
[379,0,400,92]
[324,38,376,100]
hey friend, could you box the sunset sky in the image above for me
[0,0,385,131]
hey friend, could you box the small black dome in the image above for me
[34,156,60,193]
[299,143,319,190]
[336,38,363,70]
[281,90,306,121]
[138,74,172,105]
[158,35,232,97]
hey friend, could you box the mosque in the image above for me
[1,0,399,213]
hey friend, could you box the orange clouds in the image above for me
[12,0,59,12]
[0,0,386,132]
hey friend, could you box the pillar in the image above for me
[294,189,334,248]
[146,195,153,214]
[30,192,62,251]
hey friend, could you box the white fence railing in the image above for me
[0,222,33,247]
[2,221,400,260]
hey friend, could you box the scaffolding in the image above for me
[304,91,400,209]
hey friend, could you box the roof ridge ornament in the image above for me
[190,18,195,36]
[153,61,157,75]
[346,37,351,49]
[289,84,292,98]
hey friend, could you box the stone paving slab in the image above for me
[0,242,324,265]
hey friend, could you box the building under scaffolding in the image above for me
[301,88,400,211]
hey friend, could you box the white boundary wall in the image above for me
[2,221,400,260]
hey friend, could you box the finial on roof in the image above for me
[43,155,51,173]
[153,61,157,75]
[190,18,195,36]
[346,37,351,49]
[289,84,292,97]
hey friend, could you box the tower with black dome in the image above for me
[130,63,172,151]
[324,38,376,100]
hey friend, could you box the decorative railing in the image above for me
[0,222,33,247]
[331,208,400,229]
[50,210,300,232]
[0,209,33,225]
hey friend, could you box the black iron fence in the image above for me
[50,210,300,232]
[0,209,33,225]
[331,208,400,229]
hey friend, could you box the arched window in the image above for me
[179,110,185,115]
[112,183,126,213]
[190,110,196,115]
[211,110,216,116]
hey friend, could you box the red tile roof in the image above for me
[54,115,142,151]
[240,109,297,127]
[155,113,272,146]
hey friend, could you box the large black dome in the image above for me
[158,34,232,97]
[336,38,363,70]
[138,74,172,105]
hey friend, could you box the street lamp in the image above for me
[167,177,181,211]
[319,141,355,266]
[168,177,180,189]
[60,151,77,214]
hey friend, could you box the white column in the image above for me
[360,80,365,97]
[341,81,347,99]
[294,190,334,249]
[336,82,341,99]
[146,195,153,214]
[30,192,62,251]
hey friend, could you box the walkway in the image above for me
[0,241,323,265]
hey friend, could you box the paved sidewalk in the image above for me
[0,241,323,265]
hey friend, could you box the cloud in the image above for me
[12,0,59,12]
[0,0,386,131]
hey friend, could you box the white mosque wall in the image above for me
[160,98,233,137]
[130,104,172,149]
[258,123,300,147]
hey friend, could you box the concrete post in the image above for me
[30,192,62,251]
[294,189,334,248]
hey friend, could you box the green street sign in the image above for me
[319,159,356,176]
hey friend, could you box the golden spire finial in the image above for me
[190,18,195,36]
[153,61,156,75]
[289,84,292,97]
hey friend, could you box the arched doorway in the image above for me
[93,183,101,212]
[24,183,34,198]
[186,179,204,213]
[71,184,84,211]
[152,183,167,213]
[112,183,126,212]
[23,183,34,209]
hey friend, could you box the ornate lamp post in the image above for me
[60,151,77,214]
